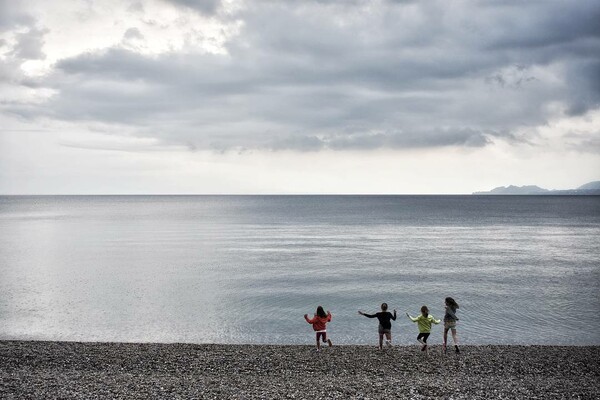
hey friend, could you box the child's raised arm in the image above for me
[304,314,315,324]
[406,313,419,322]
[391,309,397,320]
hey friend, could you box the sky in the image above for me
[0,0,599,194]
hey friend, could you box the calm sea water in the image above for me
[0,195,598,345]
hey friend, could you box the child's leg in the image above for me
[417,333,429,351]
[315,333,321,350]
[451,328,458,345]
[322,332,333,347]
[443,328,449,352]
[378,333,384,349]
[385,332,392,346]
[451,328,460,353]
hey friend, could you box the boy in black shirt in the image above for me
[359,303,397,349]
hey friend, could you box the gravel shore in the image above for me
[1,341,598,399]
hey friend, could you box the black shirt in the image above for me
[363,311,396,330]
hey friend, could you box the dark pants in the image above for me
[417,332,430,343]
[316,331,327,342]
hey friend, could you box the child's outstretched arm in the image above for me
[432,316,441,324]
[406,313,419,322]
[358,311,375,318]
[304,314,315,324]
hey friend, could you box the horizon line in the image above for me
[2,193,597,196]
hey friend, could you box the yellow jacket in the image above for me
[408,314,440,333]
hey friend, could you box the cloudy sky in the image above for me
[1,0,599,194]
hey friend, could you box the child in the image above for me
[304,306,333,351]
[443,297,460,353]
[406,306,440,352]
[358,303,397,350]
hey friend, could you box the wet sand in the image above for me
[1,341,598,399]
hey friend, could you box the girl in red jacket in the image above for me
[304,306,333,351]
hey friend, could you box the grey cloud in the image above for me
[9,27,49,60]
[563,60,600,116]
[326,129,491,151]
[485,66,538,89]
[0,0,34,30]
[0,59,21,83]
[0,3,46,86]
[270,135,325,152]
[484,1,600,51]
[162,0,222,15]
[564,130,600,153]
[0,29,48,84]
[123,27,144,40]
[8,0,600,153]
[127,2,145,13]
[266,128,491,152]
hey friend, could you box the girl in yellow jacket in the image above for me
[406,306,440,352]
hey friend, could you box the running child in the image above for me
[443,297,460,353]
[358,303,397,349]
[304,306,333,351]
[406,305,440,352]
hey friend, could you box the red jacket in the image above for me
[305,312,332,331]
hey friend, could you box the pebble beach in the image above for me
[1,341,598,399]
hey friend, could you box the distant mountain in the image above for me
[577,181,600,190]
[476,185,549,195]
[473,181,600,195]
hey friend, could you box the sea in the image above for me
[0,195,598,346]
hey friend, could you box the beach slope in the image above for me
[1,341,598,399]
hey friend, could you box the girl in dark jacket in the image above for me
[443,297,460,353]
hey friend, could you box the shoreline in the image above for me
[1,341,599,399]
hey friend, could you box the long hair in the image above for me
[421,305,429,317]
[316,306,327,318]
[445,297,459,310]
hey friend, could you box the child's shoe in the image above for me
[455,345,460,354]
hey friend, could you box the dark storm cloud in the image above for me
[563,60,600,116]
[483,1,600,51]
[7,0,600,152]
